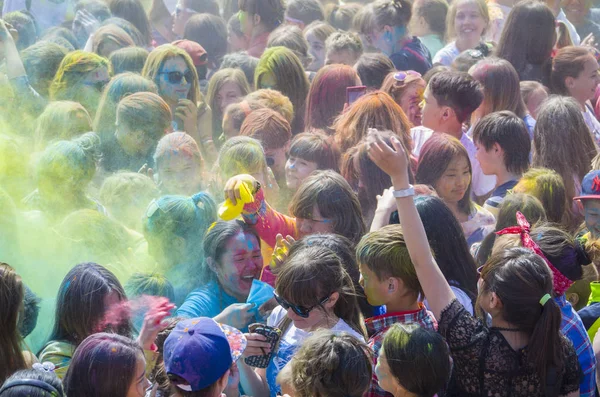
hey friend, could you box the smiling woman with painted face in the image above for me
[177,220,265,331]
[142,44,213,151]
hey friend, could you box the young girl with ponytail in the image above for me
[494,219,598,396]
[367,131,581,397]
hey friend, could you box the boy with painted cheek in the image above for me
[356,225,438,397]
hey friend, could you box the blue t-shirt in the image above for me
[176,279,239,319]
[523,114,536,140]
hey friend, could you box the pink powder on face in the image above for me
[96,295,172,332]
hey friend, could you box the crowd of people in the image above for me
[3,0,600,395]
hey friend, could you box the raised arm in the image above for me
[367,133,455,319]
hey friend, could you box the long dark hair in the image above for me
[478,248,564,388]
[64,333,143,397]
[277,245,367,338]
[495,0,556,83]
[0,263,26,384]
[414,196,477,300]
[45,263,132,348]
[1,369,65,397]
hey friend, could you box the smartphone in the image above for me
[346,86,367,106]
[244,323,282,368]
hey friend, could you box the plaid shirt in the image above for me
[555,295,597,397]
[365,304,438,397]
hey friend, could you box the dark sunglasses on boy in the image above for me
[273,292,330,318]
[159,70,194,85]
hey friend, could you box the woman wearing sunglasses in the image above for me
[238,244,367,397]
[142,44,213,158]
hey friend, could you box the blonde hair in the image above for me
[446,0,489,40]
[206,68,251,136]
[142,44,201,106]
[33,101,92,152]
[91,25,135,57]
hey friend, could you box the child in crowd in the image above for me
[433,0,489,66]
[469,58,536,139]
[206,68,251,142]
[360,0,432,74]
[415,71,496,198]
[239,244,367,397]
[520,81,550,120]
[163,317,246,397]
[532,96,597,231]
[240,107,292,185]
[153,132,204,196]
[38,262,172,378]
[409,0,448,58]
[255,47,310,134]
[575,170,600,338]
[472,111,531,217]
[356,224,437,397]
[285,132,340,192]
[381,70,427,127]
[416,133,495,246]
[551,46,600,144]
[512,168,567,224]
[0,368,65,397]
[303,21,336,72]
[143,192,217,304]
[324,31,364,66]
[305,64,362,134]
[375,324,452,397]
[63,333,152,397]
[276,330,373,397]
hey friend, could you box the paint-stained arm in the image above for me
[224,174,298,248]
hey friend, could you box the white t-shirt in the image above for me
[265,306,365,397]
[583,107,600,146]
[432,42,460,66]
[410,127,496,197]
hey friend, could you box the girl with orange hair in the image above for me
[333,91,412,153]
[381,70,427,127]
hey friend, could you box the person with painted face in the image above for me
[359,0,432,75]
[177,220,267,331]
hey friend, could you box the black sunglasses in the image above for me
[159,70,194,85]
[273,292,330,318]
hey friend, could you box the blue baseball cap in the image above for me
[574,170,600,201]
[163,317,246,392]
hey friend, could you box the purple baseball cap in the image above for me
[574,170,600,201]
[163,317,246,392]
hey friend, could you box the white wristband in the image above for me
[393,185,415,198]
